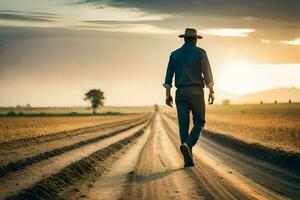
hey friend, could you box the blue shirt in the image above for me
[163,43,214,89]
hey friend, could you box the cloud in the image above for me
[0,10,60,22]
[73,23,177,34]
[202,28,254,37]
[78,0,300,23]
[0,4,174,34]
[280,38,300,45]
[0,13,53,22]
[1,1,299,40]
[74,0,300,40]
[80,19,177,34]
[0,10,59,17]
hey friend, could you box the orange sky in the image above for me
[0,1,299,106]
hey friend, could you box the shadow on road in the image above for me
[135,167,183,183]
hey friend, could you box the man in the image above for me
[163,28,215,167]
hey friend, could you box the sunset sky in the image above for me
[0,0,299,106]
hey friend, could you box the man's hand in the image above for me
[208,91,215,105]
[165,94,173,107]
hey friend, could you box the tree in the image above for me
[84,89,105,114]
[222,99,231,105]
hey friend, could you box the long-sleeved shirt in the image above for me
[163,43,214,89]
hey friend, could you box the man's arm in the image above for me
[163,54,175,107]
[200,50,215,104]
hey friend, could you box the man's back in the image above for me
[171,43,206,88]
[164,43,213,89]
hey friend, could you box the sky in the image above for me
[0,0,299,106]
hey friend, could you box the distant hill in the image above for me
[237,87,300,104]
[204,89,238,103]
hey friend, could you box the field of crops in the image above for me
[166,103,300,153]
[0,114,142,143]
[0,106,154,115]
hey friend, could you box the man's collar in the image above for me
[183,43,196,47]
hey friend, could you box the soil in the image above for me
[0,113,299,200]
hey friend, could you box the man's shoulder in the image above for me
[170,45,207,58]
[171,47,183,55]
[195,46,206,53]
[171,46,206,54]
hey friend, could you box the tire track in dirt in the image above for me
[162,114,294,200]
[195,138,298,199]
[161,115,254,199]
[120,114,204,200]
[0,118,152,199]
[0,117,149,177]
[0,114,150,151]
[82,121,152,200]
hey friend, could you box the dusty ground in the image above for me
[0,112,299,200]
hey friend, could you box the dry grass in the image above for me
[206,113,300,153]
[168,103,300,153]
[0,114,142,143]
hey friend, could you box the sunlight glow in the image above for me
[202,28,254,37]
[216,62,300,95]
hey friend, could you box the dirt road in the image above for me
[0,113,298,200]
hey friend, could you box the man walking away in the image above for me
[163,28,215,167]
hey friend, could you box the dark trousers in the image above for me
[175,86,206,150]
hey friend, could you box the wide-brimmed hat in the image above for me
[179,28,203,39]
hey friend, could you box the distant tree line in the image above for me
[260,99,293,104]
[221,98,294,105]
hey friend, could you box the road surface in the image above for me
[0,113,298,200]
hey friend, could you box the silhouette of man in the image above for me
[163,28,215,167]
